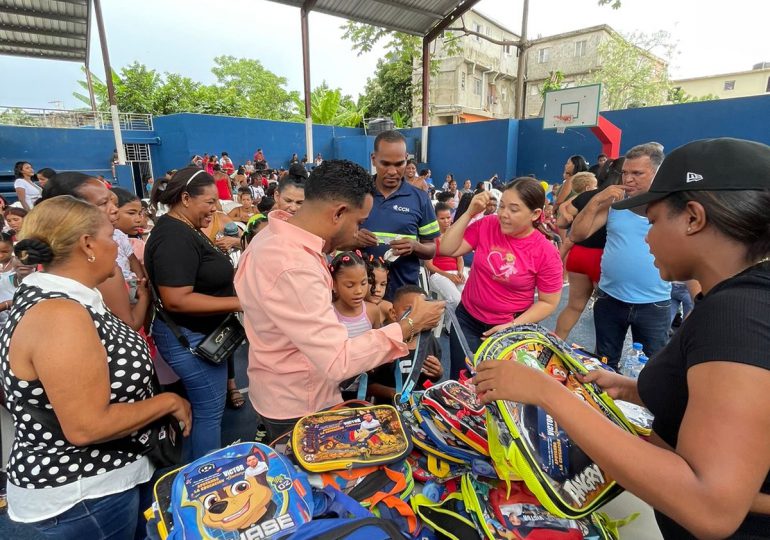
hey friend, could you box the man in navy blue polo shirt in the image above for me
[357,131,440,300]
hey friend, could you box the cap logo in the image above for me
[686,172,704,183]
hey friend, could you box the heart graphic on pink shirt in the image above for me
[487,250,517,280]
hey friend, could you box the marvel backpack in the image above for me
[149,442,314,539]
[474,325,637,519]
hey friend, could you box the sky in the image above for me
[2,0,769,110]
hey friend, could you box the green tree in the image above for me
[584,31,673,110]
[73,58,300,119]
[292,82,367,127]
[667,86,719,104]
[209,56,299,120]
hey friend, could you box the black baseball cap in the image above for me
[612,137,770,210]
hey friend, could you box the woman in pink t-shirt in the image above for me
[439,177,563,379]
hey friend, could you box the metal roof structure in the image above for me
[270,0,468,37]
[0,0,90,62]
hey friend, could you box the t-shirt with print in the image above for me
[144,215,235,334]
[368,334,442,396]
[461,215,562,325]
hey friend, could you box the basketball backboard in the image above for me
[543,84,601,132]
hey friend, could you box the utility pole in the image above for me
[514,0,530,119]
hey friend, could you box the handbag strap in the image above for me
[148,281,195,353]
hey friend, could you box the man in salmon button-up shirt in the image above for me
[235,160,445,440]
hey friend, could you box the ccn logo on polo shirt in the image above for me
[392,204,411,213]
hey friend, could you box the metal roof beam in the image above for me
[0,22,85,40]
[0,48,81,60]
[367,0,445,19]
[0,5,87,24]
[0,39,84,54]
[425,0,483,42]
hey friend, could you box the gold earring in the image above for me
[87,255,96,263]
[687,227,692,233]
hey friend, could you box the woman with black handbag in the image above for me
[144,167,242,460]
[0,196,191,539]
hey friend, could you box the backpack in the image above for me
[474,325,637,519]
[148,442,314,540]
[459,474,621,540]
[420,380,489,455]
[291,404,412,473]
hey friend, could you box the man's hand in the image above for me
[215,236,241,251]
[409,296,445,333]
[593,185,628,208]
[355,228,379,248]
[389,237,418,257]
[422,355,443,379]
[469,191,492,217]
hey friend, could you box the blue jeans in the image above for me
[593,288,671,370]
[448,302,496,380]
[30,485,147,540]
[670,282,694,323]
[152,318,228,460]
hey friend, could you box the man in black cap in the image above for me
[571,142,671,369]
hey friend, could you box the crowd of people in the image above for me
[1,132,769,539]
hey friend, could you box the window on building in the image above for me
[504,44,512,55]
[766,76,770,92]
[474,78,482,95]
[538,48,550,63]
[460,71,466,91]
[724,80,735,91]
[575,40,587,57]
[530,85,539,96]
[501,88,507,102]
[474,23,482,41]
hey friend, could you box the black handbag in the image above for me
[136,415,184,468]
[150,284,245,366]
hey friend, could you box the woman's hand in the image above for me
[577,369,639,404]
[469,191,492,217]
[409,296,445,333]
[215,236,241,251]
[482,321,514,338]
[422,355,443,379]
[167,394,192,437]
[134,277,148,301]
[473,359,555,406]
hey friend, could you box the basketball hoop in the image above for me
[553,114,573,134]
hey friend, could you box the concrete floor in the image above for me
[0,292,666,539]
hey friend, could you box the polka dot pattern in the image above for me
[0,284,156,489]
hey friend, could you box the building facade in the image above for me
[419,16,667,124]
[673,63,770,100]
[412,10,520,126]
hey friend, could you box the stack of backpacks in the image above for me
[145,324,652,539]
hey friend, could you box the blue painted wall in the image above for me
[403,120,518,188]
[3,94,769,200]
[0,125,153,193]
[151,114,363,174]
[516,94,770,184]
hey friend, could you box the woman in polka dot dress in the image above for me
[0,196,191,539]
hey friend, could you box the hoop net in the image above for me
[553,114,574,134]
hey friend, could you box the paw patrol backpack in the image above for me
[150,442,314,539]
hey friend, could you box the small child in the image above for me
[331,251,381,337]
[331,251,381,399]
[0,231,24,324]
[112,187,145,263]
[367,285,444,404]
[365,255,393,327]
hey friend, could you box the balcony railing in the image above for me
[0,106,153,131]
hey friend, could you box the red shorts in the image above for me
[565,245,603,284]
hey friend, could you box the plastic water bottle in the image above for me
[629,354,649,379]
[620,342,644,376]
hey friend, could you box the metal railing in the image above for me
[0,106,153,131]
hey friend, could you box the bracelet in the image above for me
[405,317,415,343]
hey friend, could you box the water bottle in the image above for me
[620,342,644,376]
[630,354,649,379]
